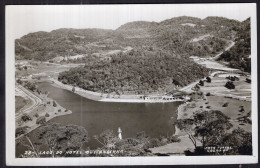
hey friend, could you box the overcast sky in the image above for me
[6,4,254,39]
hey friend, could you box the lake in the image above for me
[16,81,182,156]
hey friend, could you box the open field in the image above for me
[197,60,239,71]
[150,135,202,155]
[15,96,30,112]
[16,61,83,79]
[200,72,251,101]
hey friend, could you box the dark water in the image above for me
[16,81,182,156]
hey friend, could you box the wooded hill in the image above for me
[16,16,251,93]
[217,18,251,73]
[16,16,242,61]
[58,49,209,94]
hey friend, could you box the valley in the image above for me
[14,15,252,157]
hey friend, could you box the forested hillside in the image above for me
[15,28,114,61]
[16,16,242,61]
[16,16,251,93]
[217,18,251,72]
[58,49,209,94]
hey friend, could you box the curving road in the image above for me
[179,41,236,93]
[212,41,235,61]
[15,85,43,120]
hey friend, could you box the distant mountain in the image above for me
[16,16,244,61]
[15,16,251,93]
[15,28,113,60]
[117,21,158,30]
[217,18,251,72]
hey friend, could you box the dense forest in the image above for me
[15,16,242,61]
[58,49,209,94]
[15,29,114,61]
[217,18,251,73]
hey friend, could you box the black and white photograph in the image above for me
[5,3,258,166]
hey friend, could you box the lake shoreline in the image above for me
[49,78,187,103]
[15,86,72,140]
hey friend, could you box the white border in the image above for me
[6,3,258,166]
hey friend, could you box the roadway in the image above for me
[179,41,237,93]
[15,85,43,120]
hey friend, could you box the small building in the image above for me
[143,95,176,101]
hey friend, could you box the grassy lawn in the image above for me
[15,96,29,112]
[16,61,82,79]
[179,94,251,132]
[206,95,251,132]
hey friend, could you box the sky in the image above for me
[6,4,255,39]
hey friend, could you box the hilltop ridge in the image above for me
[15,16,246,61]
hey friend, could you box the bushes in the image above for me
[37,89,41,95]
[206,77,211,83]
[23,81,37,92]
[53,101,57,107]
[21,114,32,122]
[36,116,46,125]
[206,92,211,96]
[199,80,204,86]
[226,76,239,81]
[17,78,23,84]
[246,78,251,83]
[45,113,50,117]
[222,102,229,107]
[167,135,181,143]
[34,113,39,118]
[15,126,28,137]
[225,81,235,89]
